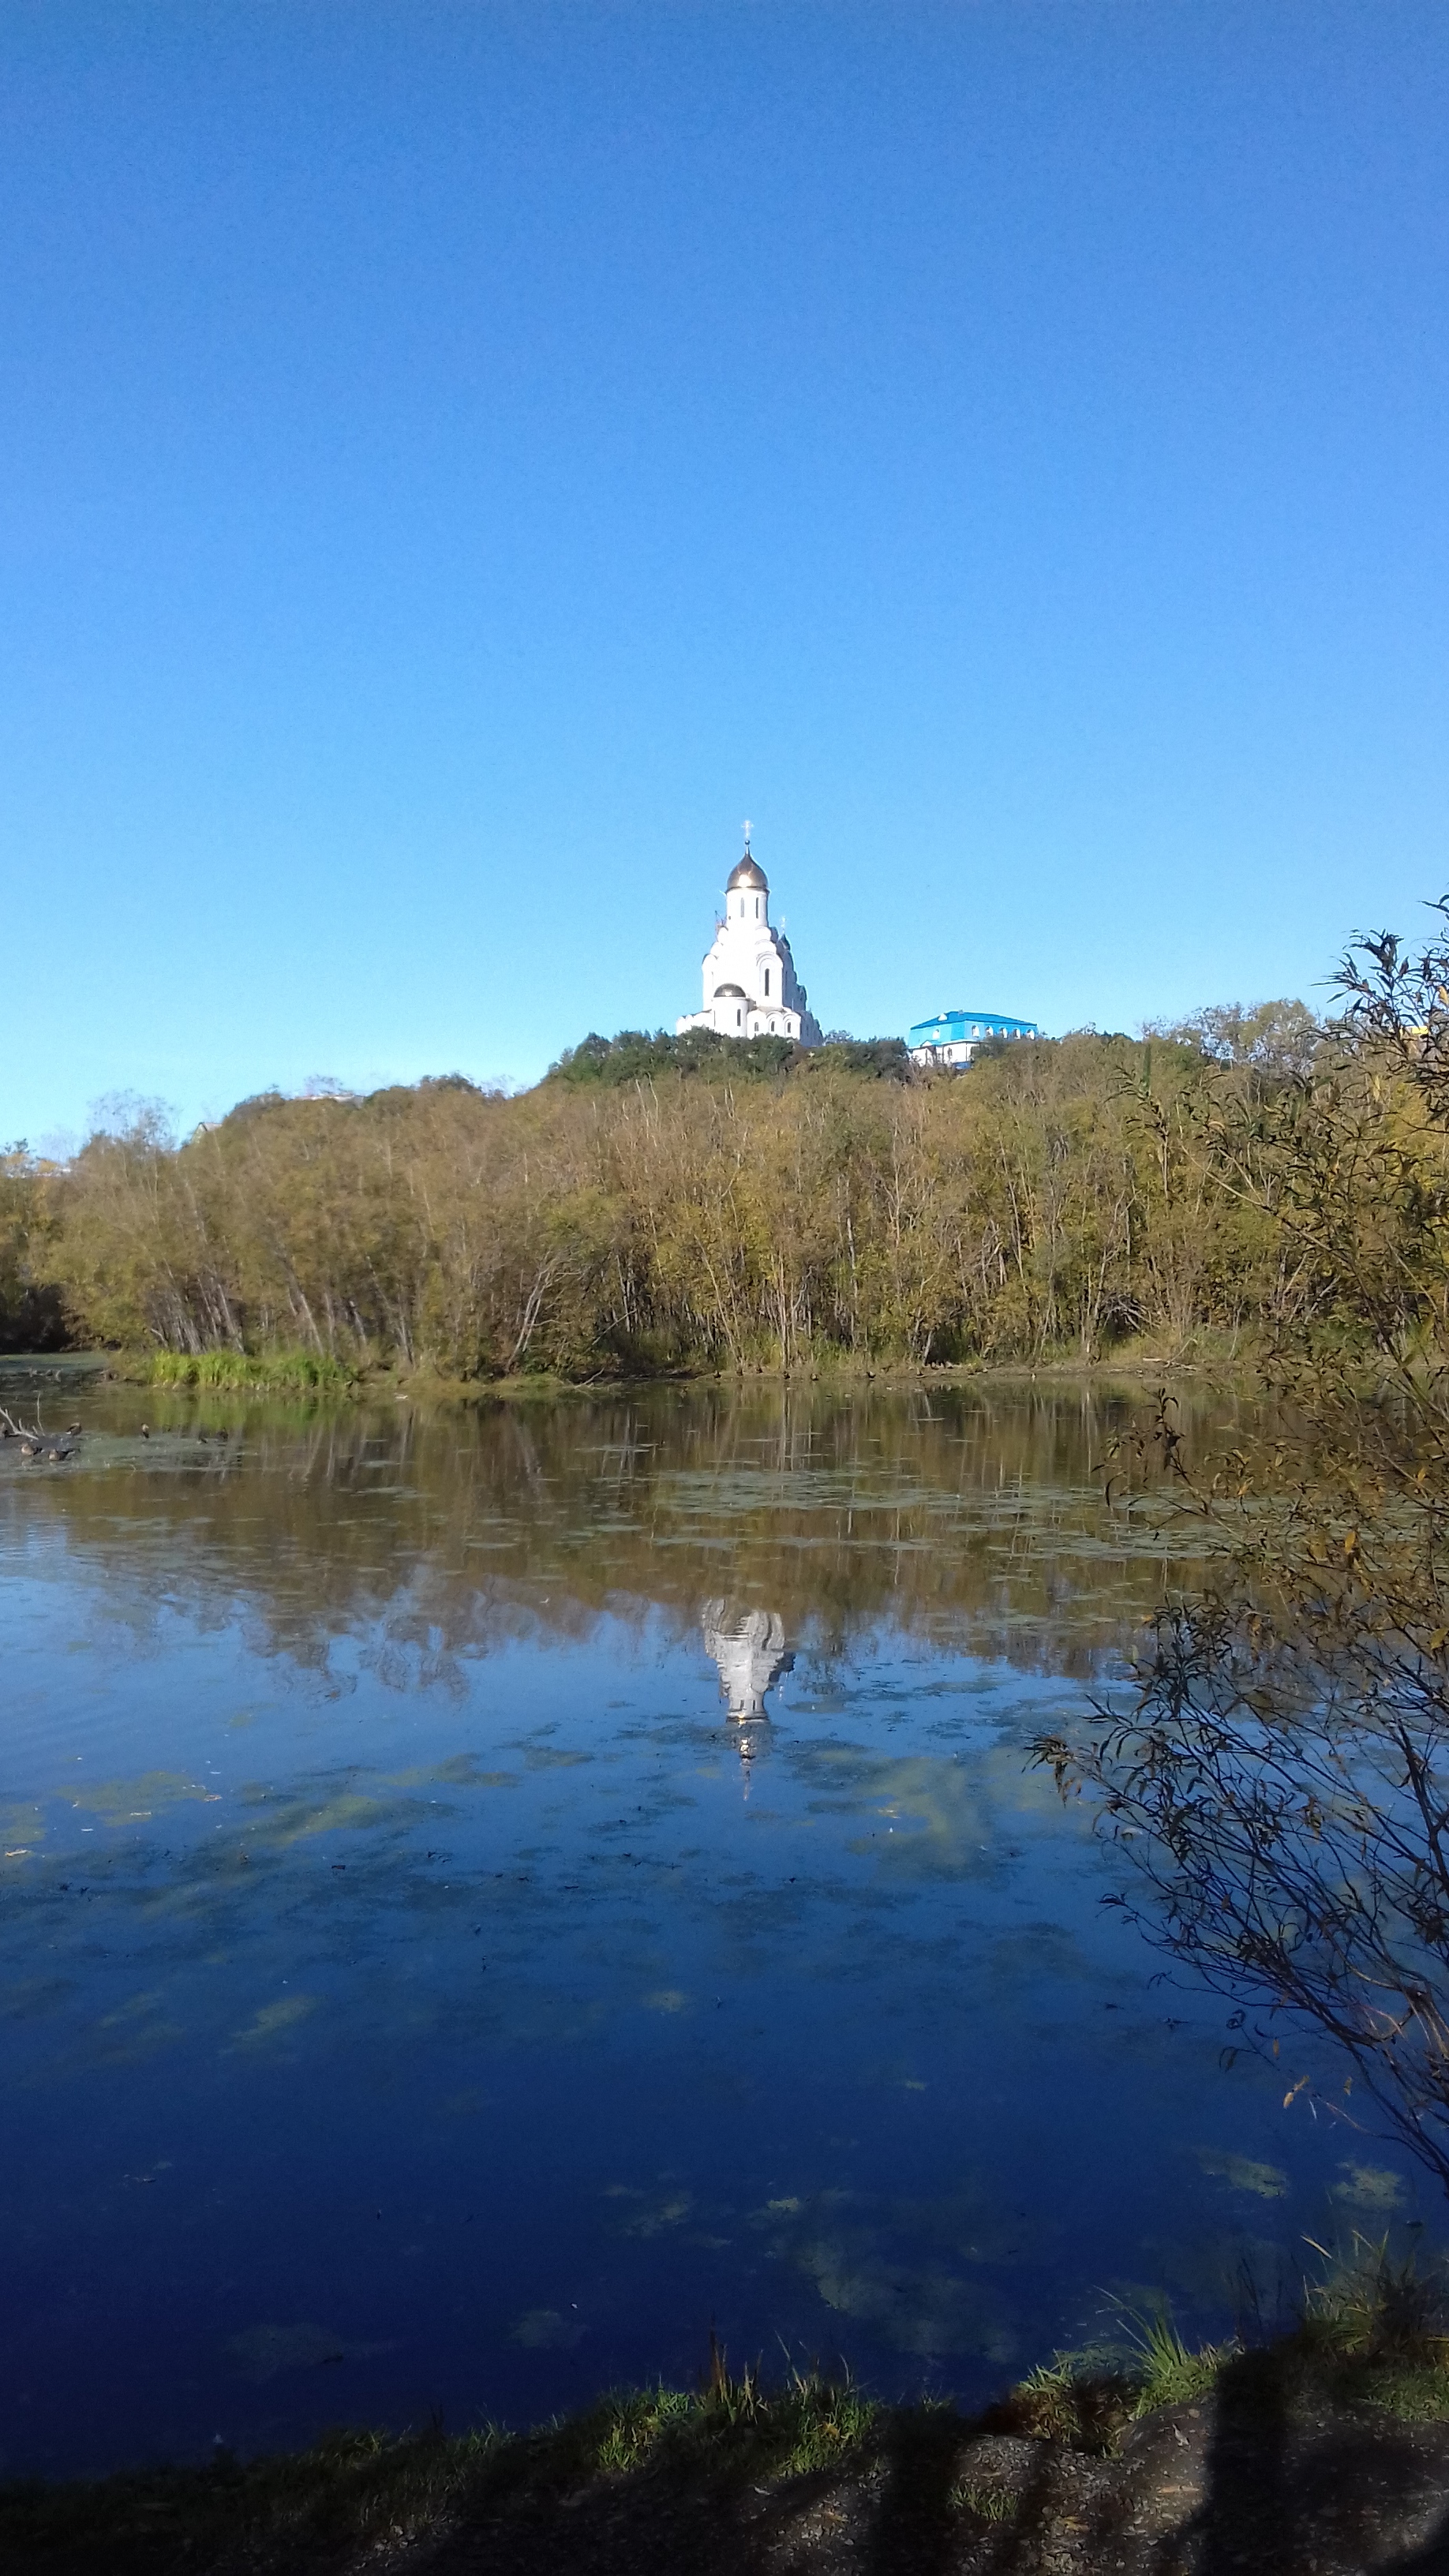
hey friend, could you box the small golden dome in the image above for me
[726,856,769,893]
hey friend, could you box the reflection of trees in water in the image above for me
[0,1381,1253,1687]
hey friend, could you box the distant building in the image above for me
[676,836,822,1046]
[908,1009,1039,1069]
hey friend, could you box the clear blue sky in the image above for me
[3,2,1447,1143]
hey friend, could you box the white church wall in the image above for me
[676,844,822,1046]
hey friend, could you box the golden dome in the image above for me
[726,856,769,893]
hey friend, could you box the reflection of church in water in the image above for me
[701,1600,793,1773]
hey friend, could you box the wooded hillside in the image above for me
[2,990,1430,1379]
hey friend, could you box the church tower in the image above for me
[676,835,822,1046]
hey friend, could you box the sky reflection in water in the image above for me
[0,1379,1425,2475]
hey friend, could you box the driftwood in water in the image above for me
[0,1402,77,1461]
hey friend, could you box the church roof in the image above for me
[713,982,747,998]
[727,856,769,893]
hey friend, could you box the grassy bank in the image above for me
[108,1327,1257,1404]
[9,2278,1449,2574]
[122,1348,361,1395]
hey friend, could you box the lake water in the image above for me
[0,1372,1426,2477]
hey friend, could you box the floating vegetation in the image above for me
[0,1373,1430,2496]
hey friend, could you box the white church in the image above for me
[676,837,823,1046]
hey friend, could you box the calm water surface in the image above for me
[0,1375,1425,2475]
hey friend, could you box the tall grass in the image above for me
[1117,2307,1232,2413]
[1301,2230,1444,2351]
[140,1348,358,1395]
[0,2370,879,2571]
[9,2282,1449,2574]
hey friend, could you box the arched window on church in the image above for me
[763,968,770,996]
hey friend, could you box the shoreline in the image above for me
[6,2314,1449,2572]
[0,1345,1260,1402]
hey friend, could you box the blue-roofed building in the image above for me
[908,1009,1039,1069]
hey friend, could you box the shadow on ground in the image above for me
[404,2368,1449,2576]
[10,2361,1449,2575]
